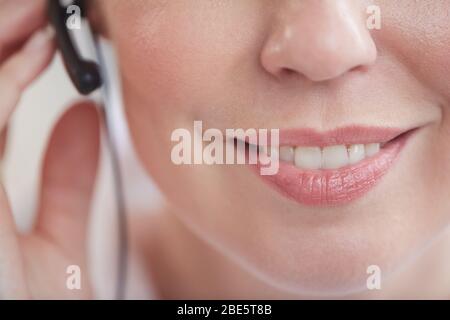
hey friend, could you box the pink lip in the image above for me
[278,126,407,147]
[255,127,416,206]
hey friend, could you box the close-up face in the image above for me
[97,0,450,296]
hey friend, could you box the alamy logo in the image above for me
[366,5,382,30]
[366,265,381,290]
[66,4,82,30]
[171,121,280,175]
[66,265,82,290]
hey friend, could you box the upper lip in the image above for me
[230,125,413,147]
[277,126,411,147]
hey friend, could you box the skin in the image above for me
[0,0,450,299]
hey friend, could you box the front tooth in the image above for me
[295,147,322,170]
[322,145,349,169]
[279,146,294,162]
[348,144,365,164]
[365,143,380,157]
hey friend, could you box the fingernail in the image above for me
[24,27,55,53]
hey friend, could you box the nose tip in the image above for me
[261,2,378,82]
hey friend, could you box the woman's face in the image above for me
[98,0,450,295]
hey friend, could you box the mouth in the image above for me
[250,126,419,206]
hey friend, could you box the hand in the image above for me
[0,0,100,299]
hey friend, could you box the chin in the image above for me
[216,190,442,298]
[234,228,412,297]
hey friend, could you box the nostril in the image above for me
[263,65,298,81]
[350,63,372,74]
[278,67,307,80]
[281,67,297,76]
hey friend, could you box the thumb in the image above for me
[34,101,100,260]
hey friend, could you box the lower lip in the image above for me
[255,130,415,206]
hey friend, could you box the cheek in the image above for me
[378,0,450,203]
[103,2,270,208]
[104,1,270,194]
[378,1,450,102]
[108,0,269,122]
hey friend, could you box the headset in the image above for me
[48,0,127,299]
[48,0,102,95]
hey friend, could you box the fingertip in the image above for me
[54,101,101,144]
[43,101,101,194]
[0,26,56,93]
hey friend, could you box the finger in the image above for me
[35,101,100,260]
[0,0,47,62]
[0,27,55,130]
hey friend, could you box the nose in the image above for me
[261,0,378,82]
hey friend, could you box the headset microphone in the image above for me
[48,0,102,95]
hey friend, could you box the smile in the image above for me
[277,142,382,170]
[255,126,419,206]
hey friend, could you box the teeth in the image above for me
[295,147,322,170]
[348,144,365,164]
[279,142,382,170]
[279,146,295,162]
[322,145,349,169]
[365,143,380,157]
